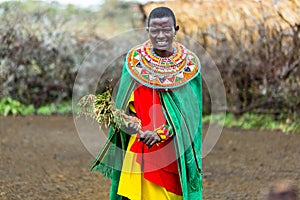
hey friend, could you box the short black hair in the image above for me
[147,7,179,31]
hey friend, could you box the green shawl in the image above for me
[90,56,203,200]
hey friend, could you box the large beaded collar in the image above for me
[126,40,200,89]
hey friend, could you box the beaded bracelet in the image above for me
[155,124,173,142]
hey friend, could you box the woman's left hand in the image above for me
[139,130,161,148]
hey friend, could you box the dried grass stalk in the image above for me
[77,90,132,130]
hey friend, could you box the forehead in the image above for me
[149,16,174,27]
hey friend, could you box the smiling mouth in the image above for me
[156,41,168,46]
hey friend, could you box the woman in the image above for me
[90,7,203,200]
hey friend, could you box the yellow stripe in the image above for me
[117,136,182,200]
[127,92,136,113]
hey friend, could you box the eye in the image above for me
[148,27,173,35]
[149,28,158,35]
[163,29,173,34]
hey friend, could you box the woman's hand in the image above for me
[120,114,140,135]
[139,130,161,148]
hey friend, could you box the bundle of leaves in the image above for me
[77,90,133,130]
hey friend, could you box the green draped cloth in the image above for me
[90,52,203,200]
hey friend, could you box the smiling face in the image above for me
[147,16,175,57]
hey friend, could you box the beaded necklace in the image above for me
[140,40,187,74]
[126,40,200,89]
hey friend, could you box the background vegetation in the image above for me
[0,0,299,132]
[0,0,141,115]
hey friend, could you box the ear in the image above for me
[173,27,177,36]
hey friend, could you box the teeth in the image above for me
[157,41,167,45]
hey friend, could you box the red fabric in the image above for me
[130,84,182,195]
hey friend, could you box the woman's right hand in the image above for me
[120,114,141,135]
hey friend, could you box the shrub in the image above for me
[0,2,88,108]
[0,97,34,116]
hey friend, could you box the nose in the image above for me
[157,30,165,39]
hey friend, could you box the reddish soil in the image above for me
[1,116,299,199]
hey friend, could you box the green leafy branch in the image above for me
[77,90,133,130]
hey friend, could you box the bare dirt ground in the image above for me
[1,116,299,200]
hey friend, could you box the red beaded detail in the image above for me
[126,40,200,89]
[155,124,173,142]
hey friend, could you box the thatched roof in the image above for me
[140,0,300,34]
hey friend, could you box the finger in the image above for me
[155,135,161,142]
[139,131,146,138]
[122,113,129,119]
[147,139,158,148]
[145,136,156,146]
[128,123,140,134]
[147,139,155,147]
[143,136,151,144]
[130,123,138,131]
[138,130,144,135]
[143,132,154,144]
[138,131,146,142]
[133,124,139,131]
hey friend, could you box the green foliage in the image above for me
[0,1,98,108]
[37,101,72,115]
[0,97,72,116]
[0,0,142,110]
[55,101,73,114]
[77,91,137,130]
[0,98,34,116]
[36,105,53,115]
[203,113,300,133]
